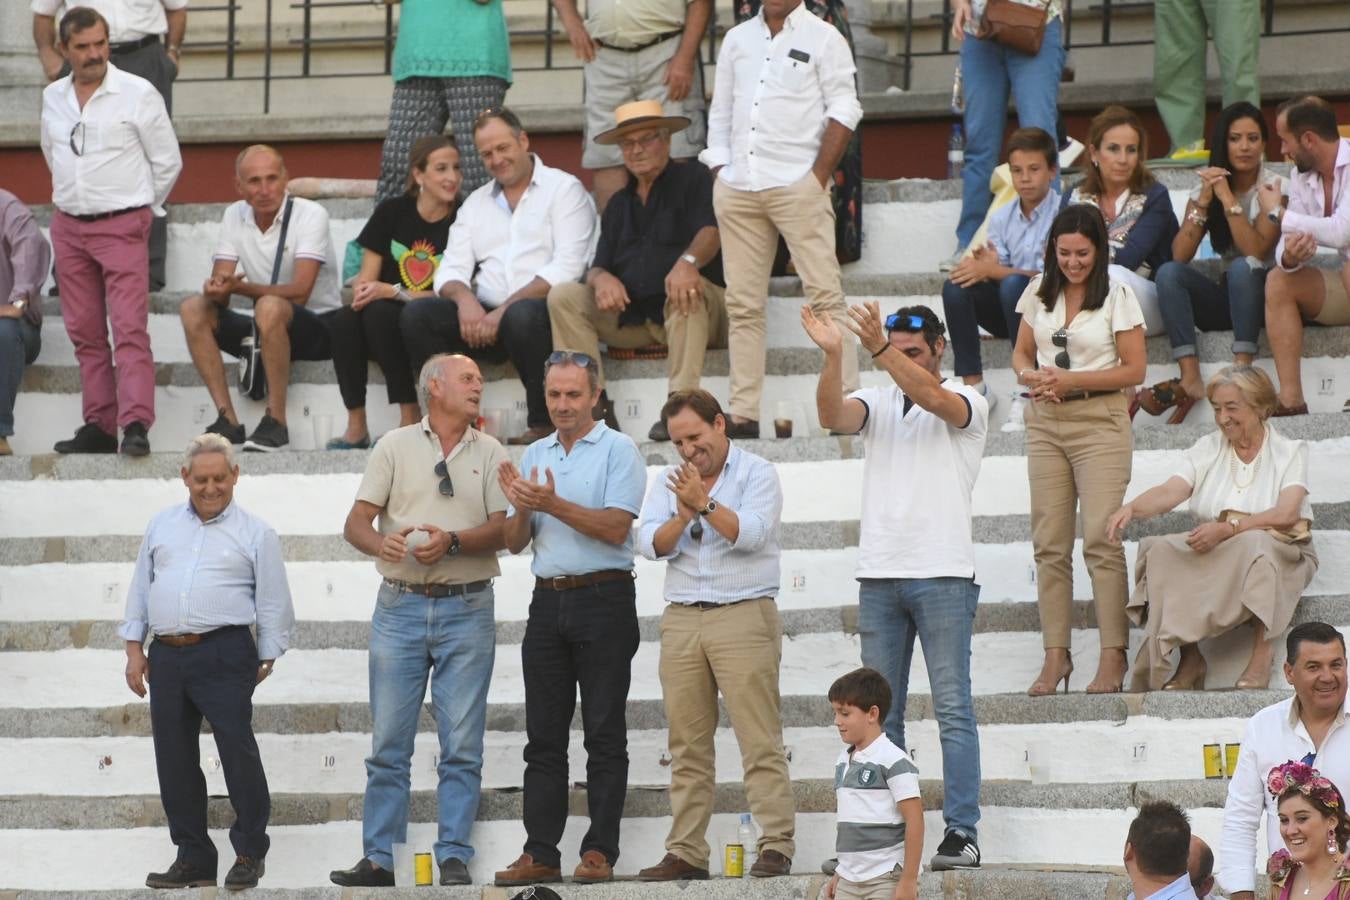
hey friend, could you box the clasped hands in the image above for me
[455,295,505,348]
[1022,365,1075,403]
[949,241,1001,288]
[666,461,709,521]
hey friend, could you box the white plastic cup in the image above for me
[482,408,506,438]
[392,842,412,887]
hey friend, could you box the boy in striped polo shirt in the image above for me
[827,668,924,900]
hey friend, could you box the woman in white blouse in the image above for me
[1012,204,1146,696]
[1107,366,1317,691]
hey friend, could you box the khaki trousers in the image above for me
[835,868,902,900]
[546,279,728,392]
[659,598,796,868]
[714,174,858,421]
[1024,390,1133,650]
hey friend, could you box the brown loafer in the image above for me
[572,849,613,884]
[493,852,562,886]
[1272,401,1309,418]
[750,849,792,877]
[637,852,710,881]
[506,424,554,446]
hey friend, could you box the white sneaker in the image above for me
[939,246,968,273]
[1001,391,1028,432]
[972,381,997,413]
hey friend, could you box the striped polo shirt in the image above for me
[834,735,921,882]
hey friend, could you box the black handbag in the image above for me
[238,197,293,401]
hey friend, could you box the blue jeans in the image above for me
[0,316,41,437]
[363,582,496,868]
[957,18,1064,247]
[1155,257,1266,359]
[941,274,1030,377]
[858,577,981,840]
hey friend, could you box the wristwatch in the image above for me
[1267,208,1283,225]
[446,531,461,557]
[698,499,718,517]
[11,299,25,312]
[680,253,698,267]
[1226,202,1243,217]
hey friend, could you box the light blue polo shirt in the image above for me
[513,421,647,578]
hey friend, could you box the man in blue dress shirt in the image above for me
[492,350,647,887]
[634,388,796,881]
[120,432,295,891]
[1124,801,1197,900]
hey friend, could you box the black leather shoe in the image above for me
[121,422,151,457]
[146,860,215,889]
[724,418,761,440]
[591,390,621,431]
[647,418,670,442]
[330,857,394,887]
[224,855,264,891]
[440,857,472,885]
[54,422,117,454]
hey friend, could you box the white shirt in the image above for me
[1015,275,1145,372]
[432,154,597,307]
[834,734,920,883]
[1279,138,1350,271]
[1177,425,1312,523]
[699,2,862,191]
[31,0,187,43]
[851,381,988,579]
[1219,694,1350,894]
[212,194,341,314]
[40,63,181,217]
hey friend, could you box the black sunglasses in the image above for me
[1051,328,1070,369]
[69,122,85,157]
[433,459,454,497]
[690,519,703,542]
[546,350,596,370]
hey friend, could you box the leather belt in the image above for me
[110,34,160,55]
[677,597,758,610]
[153,625,247,647]
[535,569,635,591]
[596,30,683,52]
[64,206,148,223]
[1060,389,1120,403]
[383,577,491,598]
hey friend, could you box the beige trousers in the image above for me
[546,279,727,392]
[714,174,858,421]
[1024,390,1133,650]
[835,867,903,900]
[659,599,796,868]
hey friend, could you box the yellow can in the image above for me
[1203,744,1224,780]
[414,852,433,886]
[724,843,744,877]
[1225,743,1241,779]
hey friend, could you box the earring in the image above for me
[1329,830,1338,855]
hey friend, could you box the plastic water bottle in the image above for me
[950,64,964,114]
[948,124,965,180]
[738,814,758,877]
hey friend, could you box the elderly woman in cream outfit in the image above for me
[1107,366,1317,692]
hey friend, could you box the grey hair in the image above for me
[417,353,453,409]
[184,432,235,470]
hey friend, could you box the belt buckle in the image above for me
[550,575,570,591]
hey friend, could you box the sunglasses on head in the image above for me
[433,459,454,497]
[885,313,926,332]
[545,350,596,370]
[1052,328,1070,369]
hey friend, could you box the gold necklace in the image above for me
[1229,437,1263,491]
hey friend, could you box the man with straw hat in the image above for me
[547,99,726,442]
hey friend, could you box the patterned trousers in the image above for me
[376,75,509,202]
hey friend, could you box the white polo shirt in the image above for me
[32,0,188,44]
[212,194,341,313]
[851,381,988,579]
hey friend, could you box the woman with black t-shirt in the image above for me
[326,134,461,448]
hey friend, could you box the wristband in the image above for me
[871,344,891,359]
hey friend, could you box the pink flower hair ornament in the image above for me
[1267,760,1342,810]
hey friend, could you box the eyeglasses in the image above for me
[1052,328,1070,369]
[433,459,454,497]
[69,122,85,157]
[545,350,597,370]
[618,132,664,154]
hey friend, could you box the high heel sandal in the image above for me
[1027,658,1074,697]
[1235,659,1272,690]
[1162,659,1207,691]
[1086,650,1128,694]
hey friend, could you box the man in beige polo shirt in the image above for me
[331,353,508,889]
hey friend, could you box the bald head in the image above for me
[235,144,286,179]
[1188,835,1214,897]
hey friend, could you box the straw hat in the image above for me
[592,99,691,145]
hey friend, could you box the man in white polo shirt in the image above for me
[179,144,342,452]
[804,300,989,872]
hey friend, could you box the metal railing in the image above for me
[177,0,722,115]
[898,0,1350,93]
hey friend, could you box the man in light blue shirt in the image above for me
[119,432,294,891]
[494,350,647,887]
[633,388,795,881]
[1124,801,1197,900]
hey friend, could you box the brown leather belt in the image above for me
[383,577,491,598]
[1060,389,1119,402]
[535,569,635,592]
[595,30,683,52]
[154,625,247,647]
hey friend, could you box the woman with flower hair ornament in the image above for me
[1267,760,1350,900]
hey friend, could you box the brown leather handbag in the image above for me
[977,0,1051,55]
